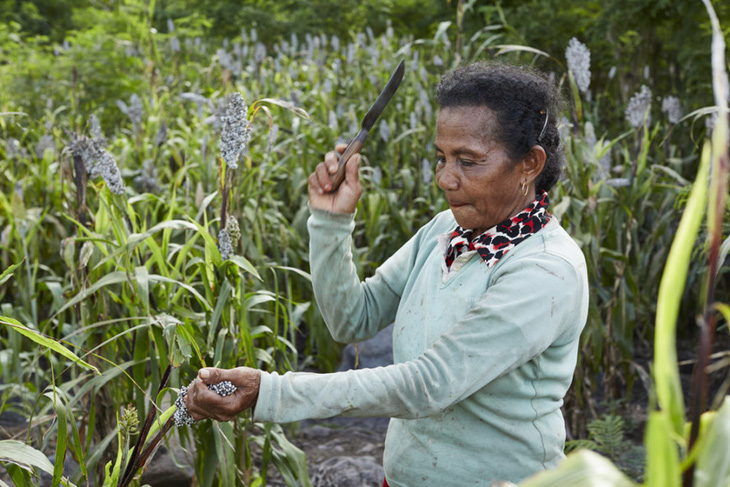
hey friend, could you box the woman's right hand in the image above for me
[184,367,261,422]
[308,143,362,214]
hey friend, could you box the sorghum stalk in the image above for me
[684,2,729,485]
[219,161,233,231]
[72,153,88,227]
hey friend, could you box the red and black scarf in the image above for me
[445,191,552,269]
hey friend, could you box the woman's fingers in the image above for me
[345,153,361,186]
[308,143,363,213]
[315,161,333,193]
[184,367,261,422]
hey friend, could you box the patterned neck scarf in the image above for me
[445,191,552,269]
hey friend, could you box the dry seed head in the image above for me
[99,149,125,195]
[127,94,143,132]
[219,93,251,169]
[69,134,100,178]
[421,158,432,184]
[225,217,241,246]
[155,123,168,147]
[218,228,233,260]
[625,85,652,128]
[89,114,103,140]
[661,96,682,124]
[566,38,591,94]
[133,159,160,193]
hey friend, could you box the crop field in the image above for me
[0,1,728,485]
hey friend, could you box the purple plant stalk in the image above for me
[684,2,729,486]
[119,364,174,487]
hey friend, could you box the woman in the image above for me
[184,62,589,486]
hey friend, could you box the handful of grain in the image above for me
[173,380,237,427]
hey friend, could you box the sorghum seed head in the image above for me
[219,93,251,169]
[218,228,233,260]
[661,96,682,124]
[625,85,652,128]
[566,38,591,94]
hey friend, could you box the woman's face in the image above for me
[435,106,532,235]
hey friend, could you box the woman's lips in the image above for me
[448,201,467,208]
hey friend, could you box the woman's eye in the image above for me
[435,156,446,166]
[458,159,476,167]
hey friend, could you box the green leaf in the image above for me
[254,98,310,120]
[55,271,128,316]
[209,279,233,344]
[644,411,680,487]
[433,20,452,41]
[0,439,54,474]
[715,303,730,328]
[519,449,635,486]
[653,143,709,435]
[269,425,312,487]
[269,265,311,282]
[45,390,68,487]
[126,220,199,249]
[147,274,212,311]
[0,259,23,286]
[0,316,100,375]
[229,255,262,281]
[495,44,552,59]
[694,397,730,487]
[135,266,150,316]
[213,422,236,486]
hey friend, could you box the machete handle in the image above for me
[329,129,368,192]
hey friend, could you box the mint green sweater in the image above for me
[253,208,589,486]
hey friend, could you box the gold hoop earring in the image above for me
[521,181,528,196]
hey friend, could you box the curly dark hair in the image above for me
[435,62,565,193]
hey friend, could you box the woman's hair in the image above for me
[435,62,565,193]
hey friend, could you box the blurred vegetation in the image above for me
[0,0,728,484]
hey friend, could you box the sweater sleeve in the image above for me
[253,248,588,423]
[306,206,426,343]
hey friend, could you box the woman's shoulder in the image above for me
[494,218,586,281]
[539,218,586,268]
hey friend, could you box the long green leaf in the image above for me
[519,449,635,487]
[253,98,311,120]
[0,439,55,474]
[715,303,730,328]
[694,397,730,487]
[0,259,24,285]
[0,316,100,375]
[229,255,262,281]
[147,274,212,311]
[644,411,680,487]
[45,390,68,487]
[54,271,128,316]
[653,143,709,435]
[213,421,236,486]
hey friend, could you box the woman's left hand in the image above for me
[184,367,261,422]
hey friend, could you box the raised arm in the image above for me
[306,144,423,343]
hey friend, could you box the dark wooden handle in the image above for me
[329,130,368,191]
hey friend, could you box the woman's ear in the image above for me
[522,145,547,184]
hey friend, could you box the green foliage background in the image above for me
[0,0,728,484]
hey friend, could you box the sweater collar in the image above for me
[445,191,552,269]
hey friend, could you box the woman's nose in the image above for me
[436,163,459,191]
